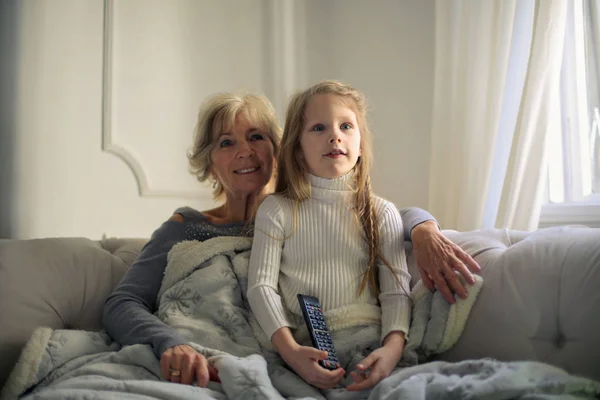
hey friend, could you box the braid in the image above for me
[356,173,400,297]
[365,178,380,295]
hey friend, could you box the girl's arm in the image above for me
[271,326,301,356]
[247,196,294,342]
[378,202,412,344]
[347,201,410,392]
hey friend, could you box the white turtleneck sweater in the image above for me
[247,173,411,344]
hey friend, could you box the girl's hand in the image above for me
[160,344,220,386]
[411,221,481,304]
[346,333,404,392]
[272,326,345,389]
[282,345,345,389]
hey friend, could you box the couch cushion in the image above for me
[0,237,146,388]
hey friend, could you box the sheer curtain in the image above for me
[428,0,568,231]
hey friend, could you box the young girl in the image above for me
[247,80,411,391]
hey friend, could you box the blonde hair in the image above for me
[188,92,282,200]
[276,80,397,297]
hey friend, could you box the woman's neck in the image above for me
[214,189,268,224]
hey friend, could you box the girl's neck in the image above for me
[309,171,356,191]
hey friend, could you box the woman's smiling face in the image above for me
[210,113,276,198]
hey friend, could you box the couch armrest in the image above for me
[436,227,600,381]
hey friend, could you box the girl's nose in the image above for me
[329,137,342,144]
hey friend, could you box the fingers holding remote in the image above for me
[288,346,345,389]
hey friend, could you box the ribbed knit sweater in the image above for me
[247,173,411,344]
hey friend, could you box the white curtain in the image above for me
[428,0,568,231]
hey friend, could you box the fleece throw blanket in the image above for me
[2,237,599,400]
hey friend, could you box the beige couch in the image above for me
[1,227,599,390]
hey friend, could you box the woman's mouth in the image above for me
[234,167,259,174]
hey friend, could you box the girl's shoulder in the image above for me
[370,195,399,215]
[256,194,295,215]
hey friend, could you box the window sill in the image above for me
[539,201,600,228]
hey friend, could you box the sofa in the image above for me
[1,226,599,393]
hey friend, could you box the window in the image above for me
[541,0,600,228]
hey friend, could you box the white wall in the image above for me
[302,0,434,209]
[6,0,435,239]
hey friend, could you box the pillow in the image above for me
[0,237,146,388]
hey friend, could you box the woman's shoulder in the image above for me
[172,206,207,222]
[152,207,207,239]
[167,206,245,240]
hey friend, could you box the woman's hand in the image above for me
[411,221,481,304]
[160,344,220,386]
[346,332,405,391]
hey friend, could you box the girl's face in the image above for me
[299,94,362,179]
[210,113,275,198]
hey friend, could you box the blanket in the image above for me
[2,237,599,400]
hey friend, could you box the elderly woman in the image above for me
[102,92,480,388]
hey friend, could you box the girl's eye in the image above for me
[219,139,233,148]
[311,124,325,132]
[341,123,352,130]
[250,132,265,141]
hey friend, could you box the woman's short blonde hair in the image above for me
[188,92,282,199]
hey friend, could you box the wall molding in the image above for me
[101,0,299,199]
[267,0,298,122]
[101,0,209,199]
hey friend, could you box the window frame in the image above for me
[540,0,600,228]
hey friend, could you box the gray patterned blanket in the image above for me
[2,237,599,400]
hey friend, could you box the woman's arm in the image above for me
[398,207,438,241]
[410,221,481,304]
[398,206,481,303]
[102,215,188,358]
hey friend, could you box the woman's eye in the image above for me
[250,132,265,141]
[311,124,325,132]
[219,139,233,148]
[341,123,352,130]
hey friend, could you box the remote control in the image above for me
[297,294,340,370]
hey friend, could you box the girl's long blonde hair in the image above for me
[276,80,398,297]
